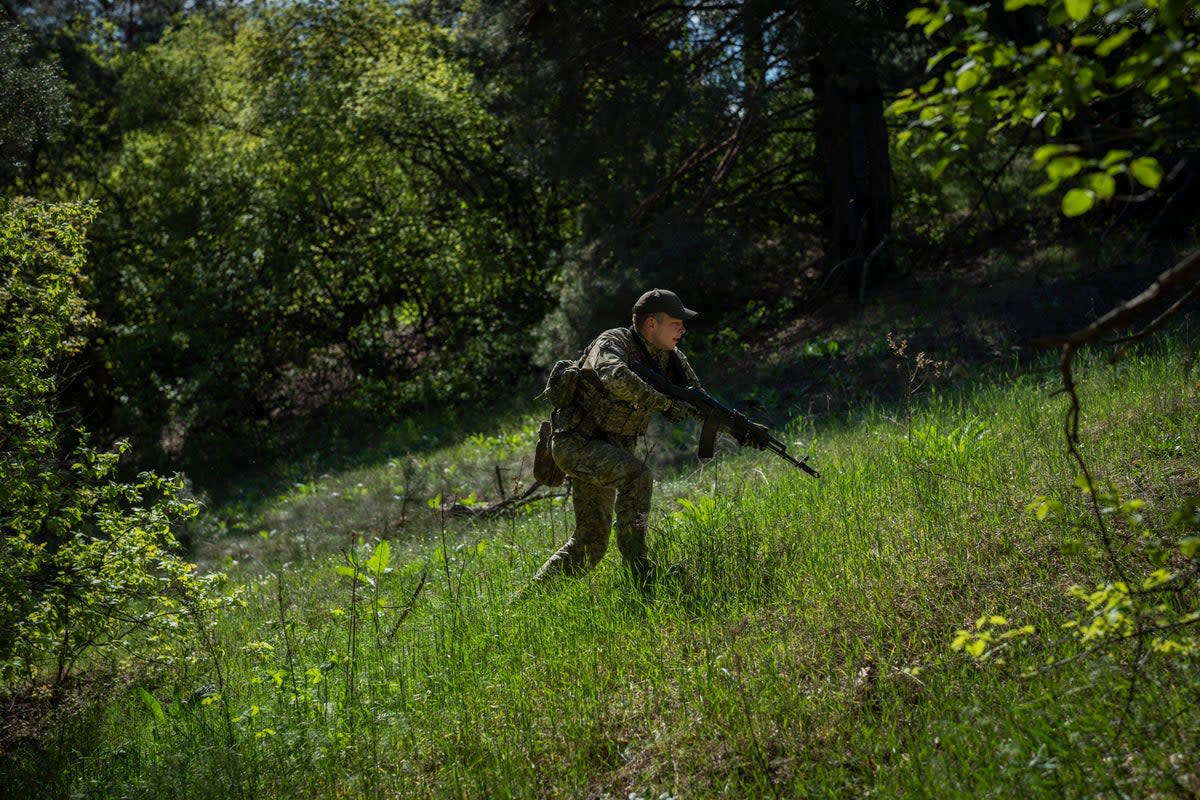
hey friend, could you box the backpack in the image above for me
[534,346,591,486]
[543,357,581,408]
[544,337,597,409]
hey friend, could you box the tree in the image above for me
[455,1,902,357]
[891,4,1200,787]
[1,1,239,196]
[0,18,69,184]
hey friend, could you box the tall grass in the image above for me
[9,333,1199,799]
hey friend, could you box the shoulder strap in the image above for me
[576,335,599,367]
[627,325,656,369]
[667,350,688,386]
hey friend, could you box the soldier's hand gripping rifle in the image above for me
[628,360,820,479]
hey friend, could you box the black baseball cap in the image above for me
[632,288,697,320]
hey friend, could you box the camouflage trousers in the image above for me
[533,430,653,580]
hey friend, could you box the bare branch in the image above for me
[1109,279,1200,361]
[386,566,427,641]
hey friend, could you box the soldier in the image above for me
[534,288,754,584]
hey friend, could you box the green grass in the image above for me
[7,332,1200,799]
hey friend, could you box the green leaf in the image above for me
[1064,0,1092,22]
[1062,188,1095,216]
[1088,172,1116,198]
[366,540,390,577]
[1095,27,1134,57]
[955,68,981,92]
[1180,537,1200,558]
[1101,149,1132,168]
[1035,499,1063,520]
[1045,112,1063,136]
[1142,568,1173,589]
[138,687,166,723]
[927,48,957,72]
[1147,74,1171,95]
[1034,144,1067,165]
[1129,157,1163,188]
[1046,156,1084,181]
[924,14,948,36]
[906,7,934,26]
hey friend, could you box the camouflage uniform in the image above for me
[534,326,703,581]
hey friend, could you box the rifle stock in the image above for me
[628,360,820,479]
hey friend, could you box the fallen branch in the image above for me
[445,481,569,518]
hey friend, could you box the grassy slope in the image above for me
[11,330,1199,799]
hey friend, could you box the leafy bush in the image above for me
[1,199,217,686]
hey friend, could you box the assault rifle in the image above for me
[628,360,820,479]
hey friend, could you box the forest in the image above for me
[2,1,1199,797]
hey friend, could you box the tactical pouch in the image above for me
[552,404,585,435]
[544,358,580,408]
[533,421,566,487]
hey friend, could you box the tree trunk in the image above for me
[808,0,893,300]
[742,0,767,115]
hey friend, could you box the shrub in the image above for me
[1,199,216,686]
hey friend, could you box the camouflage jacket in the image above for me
[568,326,704,439]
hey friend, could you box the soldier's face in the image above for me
[646,314,686,351]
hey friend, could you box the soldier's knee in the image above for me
[625,464,652,493]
